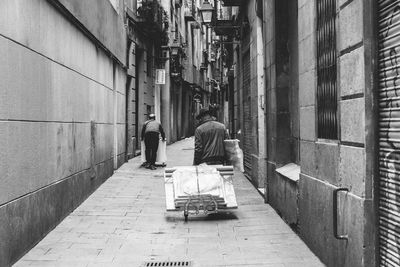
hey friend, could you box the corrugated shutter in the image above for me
[242,51,252,174]
[378,1,400,266]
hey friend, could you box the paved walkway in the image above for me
[15,138,324,267]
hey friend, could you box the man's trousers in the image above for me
[144,132,159,165]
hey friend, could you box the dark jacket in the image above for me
[193,117,228,165]
[141,120,165,140]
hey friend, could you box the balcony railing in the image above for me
[220,0,242,6]
[212,6,237,37]
[136,0,167,35]
[184,0,196,21]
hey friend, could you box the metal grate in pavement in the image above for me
[142,261,192,267]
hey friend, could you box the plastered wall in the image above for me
[0,0,126,265]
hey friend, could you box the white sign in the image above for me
[155,69,166,85]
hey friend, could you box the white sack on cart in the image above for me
[172,165,224,197]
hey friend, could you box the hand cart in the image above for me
[164,165,238,222]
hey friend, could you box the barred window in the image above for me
[316,0,338,139]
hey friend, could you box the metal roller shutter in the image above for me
[378,1,400,266]
[242,51,252,174]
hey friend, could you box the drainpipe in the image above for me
[160,0,171,144]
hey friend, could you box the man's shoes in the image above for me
[141,162,150,168]
[146,164,157,170]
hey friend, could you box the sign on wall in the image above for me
[155,69,166,85]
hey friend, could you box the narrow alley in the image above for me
[14,138,323,267]
[1,0,384,266]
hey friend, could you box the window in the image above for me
[316,0,338,139]
[175,23,179,41]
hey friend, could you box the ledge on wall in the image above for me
[257,187,265,197]
[275,163,300,182]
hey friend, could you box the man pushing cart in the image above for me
[164,107,239,221]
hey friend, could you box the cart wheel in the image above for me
[184,211,188,222]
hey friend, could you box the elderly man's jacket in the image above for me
[193,117,228,165]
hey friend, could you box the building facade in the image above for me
[125,0,169,154]
[0,0,128,265]
[126,0,210,144]
[220,0,267,190]
[167,0,216,142]
[295,0,375,266]
[296,0,376,265]
[220,0,380,266]
[1,1,212,263]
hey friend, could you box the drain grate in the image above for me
[143,261,192,267]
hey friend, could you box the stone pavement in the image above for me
[14,138,324,267]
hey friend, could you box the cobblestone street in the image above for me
[14,138,323,267]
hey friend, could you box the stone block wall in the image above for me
[297,0,375,266]
[264,0,300,224]
[0,0,127,265]
[269,172,299,227]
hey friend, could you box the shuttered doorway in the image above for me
[242,50,252,175]
[378,1,400,266]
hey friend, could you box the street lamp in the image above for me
[200,0,215,97]
[199,0,214,25]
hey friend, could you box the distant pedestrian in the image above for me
[193,108,228,165]
[141,114,166,170]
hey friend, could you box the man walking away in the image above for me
[193,108,228,165]
[141,114,166,170]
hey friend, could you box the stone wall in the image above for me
[297,0,375,266]
[264,0,276,203]
[0,0,127,265]
[263,0,301,232]
[55,0,127,65]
